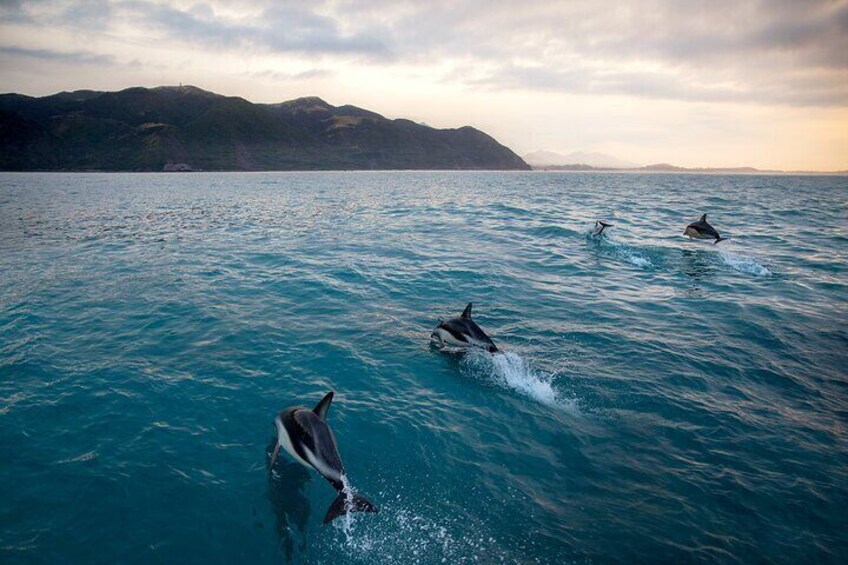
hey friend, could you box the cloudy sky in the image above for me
[1,0,846,170]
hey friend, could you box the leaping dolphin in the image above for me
[684,214,726,244]
[431,302,498,353]
[593,220,613,236]
[270,392,378,525]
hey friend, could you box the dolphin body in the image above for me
[684,214,726,244]
[271,392,378,525]
[593,220,613,236]
[431,303,498,353]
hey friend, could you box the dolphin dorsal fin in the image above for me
[461,303,473,319]
[313,391,334,420]
[700,213,707,222]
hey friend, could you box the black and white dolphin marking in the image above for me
[431,303,498,353]
[684,213,726,244]
[593,220,613,236]
[271,392,378,525]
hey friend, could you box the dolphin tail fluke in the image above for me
[714,236,727,245]
[323,491,379,525]
[594,220,613,235]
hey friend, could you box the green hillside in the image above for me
[0,86,529,171]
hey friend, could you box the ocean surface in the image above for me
[1,171,846,564]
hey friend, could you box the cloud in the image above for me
[0,0,392,58]
[1,0,846,106]
[410,0,848,106]
[117,1,391,59]
[0,45,116,65]
[339,0,848,106]
[467,61,848,107]
[244,68,333,81]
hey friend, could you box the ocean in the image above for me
[1,171,846,564]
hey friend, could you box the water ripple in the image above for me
[0,171,846,564]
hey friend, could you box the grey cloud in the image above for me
[0,45,116,65]
[2,0,391,58]
[383,0,848,106]
[473,62,848,107]
[119,1,391,59]
[1,0,113,27]
[633,1,848,70]
[0,0,31,23]
[747,2,848,69]
[2,0,846,106]
[258,4,390,57]
[57,0,113,30]
[245,68,333,80]
[121,1,250,49]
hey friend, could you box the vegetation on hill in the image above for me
[0,86,530,171]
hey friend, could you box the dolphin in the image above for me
[270,391,378,525]
[593,220,613,236]
[684,213,726,244]
[431,302,498,353]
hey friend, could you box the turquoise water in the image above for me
[1,171,846,563]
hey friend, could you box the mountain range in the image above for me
[0,86,529,171]
[523,151,846,174]
[523,150,639,169]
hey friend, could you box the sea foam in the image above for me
[589,230,655,268]
[461,349,576,411]
[719,250,771,276]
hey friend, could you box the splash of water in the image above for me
[489,351,560,405]
[589,229,654,268]
[619,249,653,268]
[607,239,654,268]
[719,250,771,276]
[462,350,576,410]
[320,492,532,564]
[338,474,357,543]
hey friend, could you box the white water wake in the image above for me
[718,249,771,276]
[614,244,653,268]
[589,230,655,268]
[462,350,576,411]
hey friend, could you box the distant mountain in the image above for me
[523,150,639,169]
[0,86,529,171]
[531,162,785,174]
[640,163,775,173]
